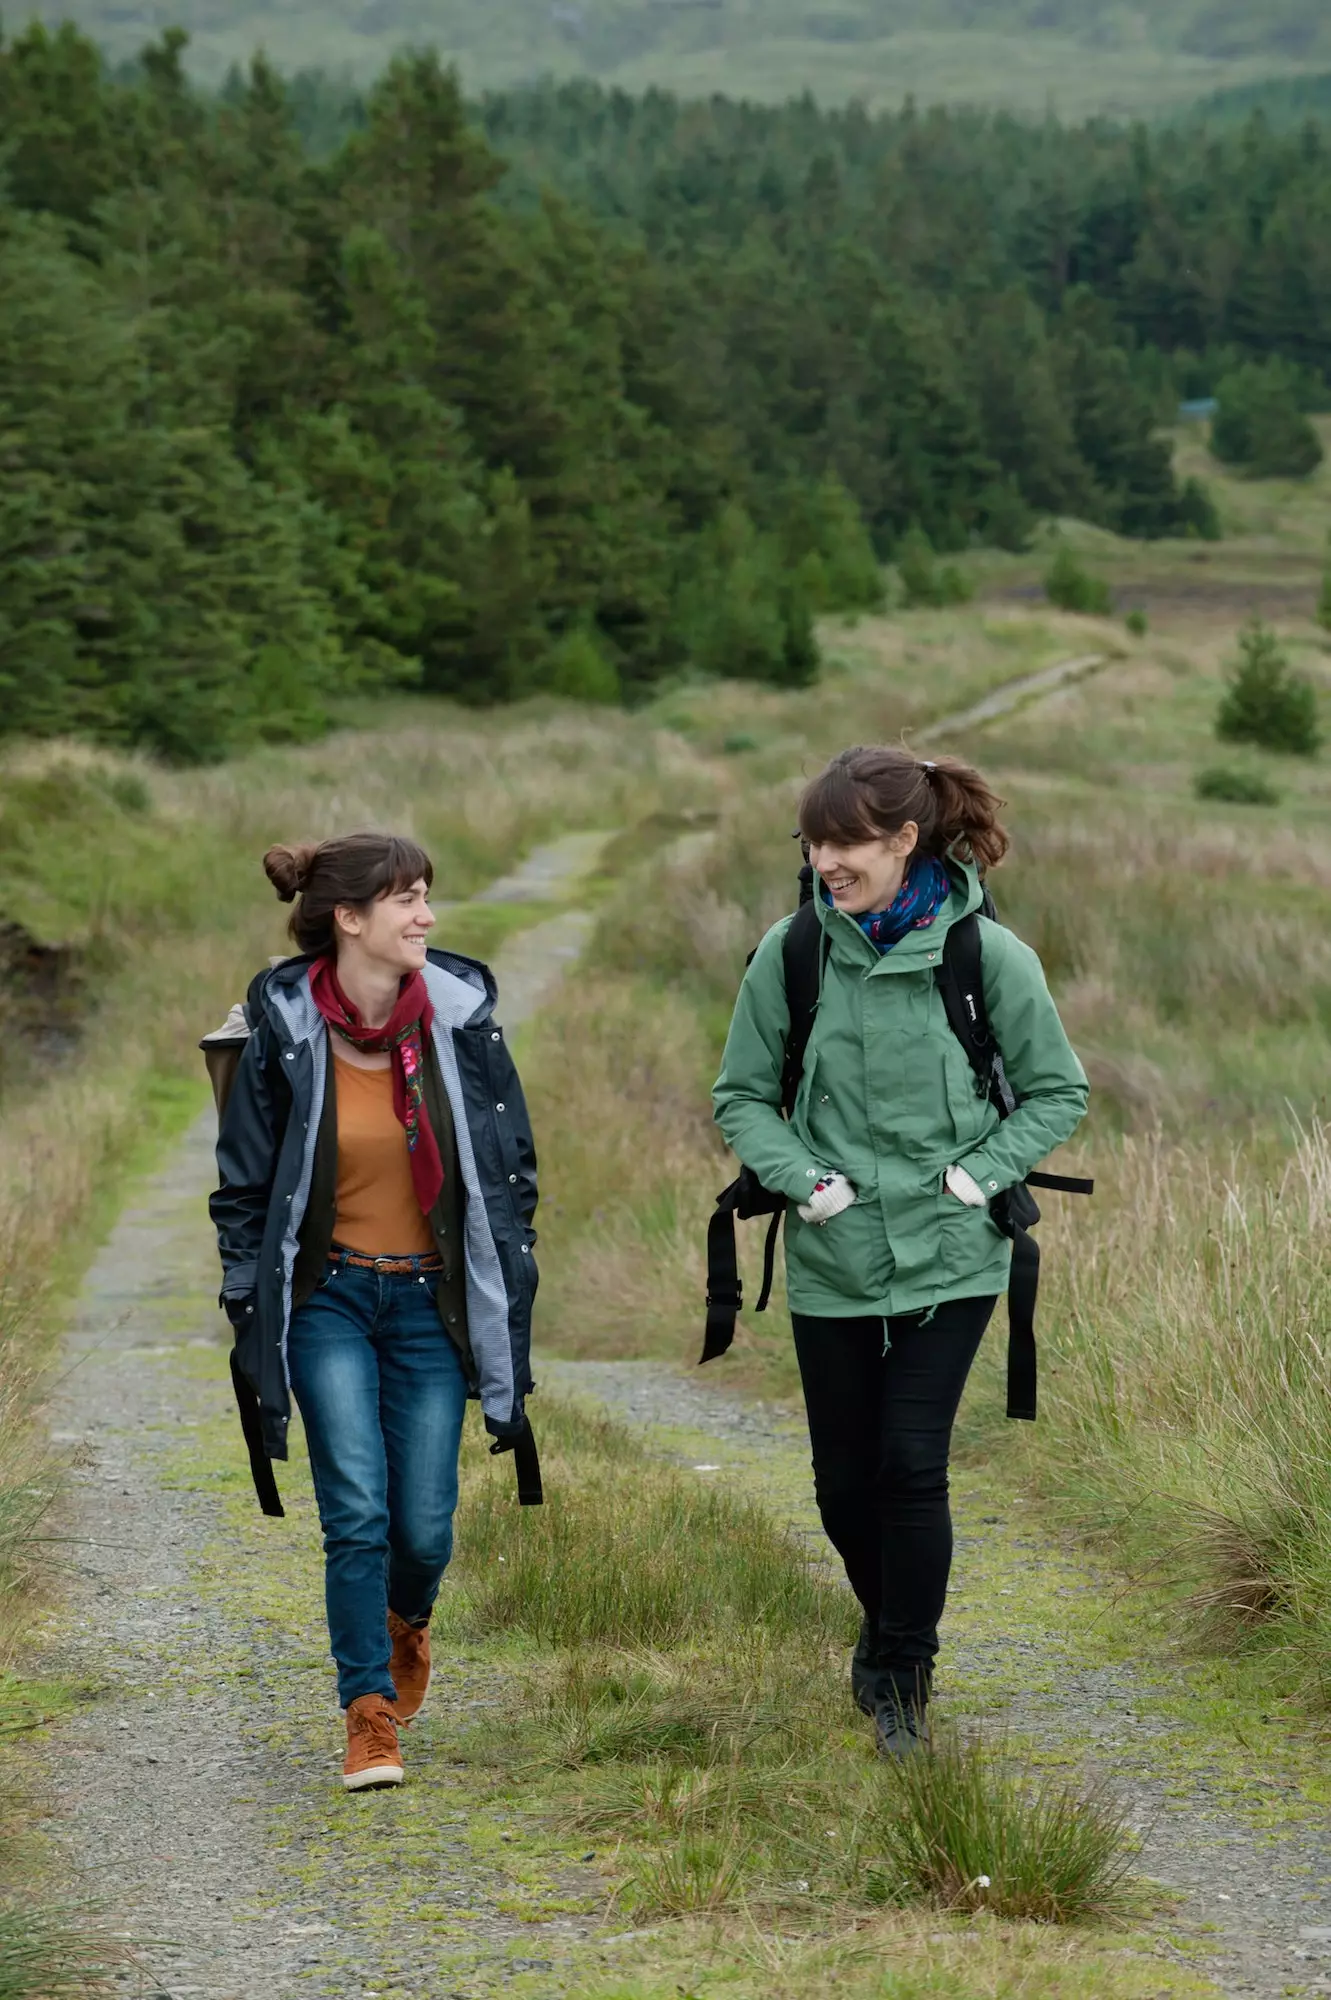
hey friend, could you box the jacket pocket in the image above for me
[936,1193,1007,1286]
[785,1195,894,1310]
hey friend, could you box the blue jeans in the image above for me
[287,1258,468,1708]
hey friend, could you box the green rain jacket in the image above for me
[711,859,1089,1319]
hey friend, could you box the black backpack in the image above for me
[702,860,1092,1420]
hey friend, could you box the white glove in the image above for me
[944,1163,987,1209]
[798,1172,858,1224]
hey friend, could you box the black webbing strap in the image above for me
[229,1347,285,1519]
[1027,1170,1095,1196]
[490,1417,544,1505]
[1005,1227,1040,1422]
[755,1211,783,1314]
[703,1185,745,1362]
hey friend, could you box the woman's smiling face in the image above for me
[809,823,919,916]
[334,877,435,973]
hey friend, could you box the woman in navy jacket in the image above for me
[210,832,539,1789]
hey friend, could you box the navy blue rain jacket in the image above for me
[209,949,538,1513]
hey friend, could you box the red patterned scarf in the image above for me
[308,958,444,1216]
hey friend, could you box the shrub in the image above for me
[779,473,884,612]
[88,767,151,814]
[896,528,972,609]
[1124,608,1148,637]
[1194,764,1281,805]
[1211,361,1325,479]
[978,476,1035,555]
[867,1726,1134,1924]
[1176,473,1223,541]
[1044,544,1112,616]
[542,627,622,704]
[679,504,820,688]
[1216,621,1322,756]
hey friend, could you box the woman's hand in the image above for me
[944,1164,987,1208]
[798,1173,858,1224]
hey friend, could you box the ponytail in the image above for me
[798,745,1009,872]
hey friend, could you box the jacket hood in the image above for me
[814,852,984,966]
[250,948,498,1048]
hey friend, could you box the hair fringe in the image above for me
[798,744,1009,872]
[260,832,434,955]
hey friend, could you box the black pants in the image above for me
[791,1294,995,1709]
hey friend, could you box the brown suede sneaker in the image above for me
[388,1610,432,1724]
[342,1694,404,1791]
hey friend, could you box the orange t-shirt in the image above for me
[332,1053,436,1257]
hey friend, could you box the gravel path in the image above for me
[473,832,614,907]
[543,1359,1331,2000]
[916,651,1108,740]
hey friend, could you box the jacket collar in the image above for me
[254,947,497,1047]
[814,853,984,970]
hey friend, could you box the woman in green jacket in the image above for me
[712,745,1088,1756]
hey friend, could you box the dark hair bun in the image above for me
[263,842,319,904]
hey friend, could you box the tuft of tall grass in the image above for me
[516,1641,849,1778]
[0,1908,115,2000]
[866,1727,1135,1925]
[456,1399,849,1650]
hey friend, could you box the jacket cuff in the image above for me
[221,1261,259,1299]
[780,1159,832,1203]
[952,1149,1010,1201]
[484,1412,525,1440]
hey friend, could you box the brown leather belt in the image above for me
[329,1247,445,1275]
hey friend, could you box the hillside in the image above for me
[28,0,1331,111]
[10,429,1331,1991]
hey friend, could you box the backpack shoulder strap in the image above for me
[936,912,1015,1117]
[779,898,826,1116]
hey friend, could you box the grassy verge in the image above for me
[160,1355,1196,1999]
[455,1393,1139,1938]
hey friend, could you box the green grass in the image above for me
[417,1400,1141,1943]
[871,1726,1135,1923]
[144,1355,1168,1995]
[0,1909,111,2000]
[458,1405,846,1649]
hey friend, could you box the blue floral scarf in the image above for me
[823,853,953,954]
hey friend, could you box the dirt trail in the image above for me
[37,834,613,2000]
[542,1359,1331,2000]
[916,651,1108,741]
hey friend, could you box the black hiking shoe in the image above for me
[874,1698,931,1760]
